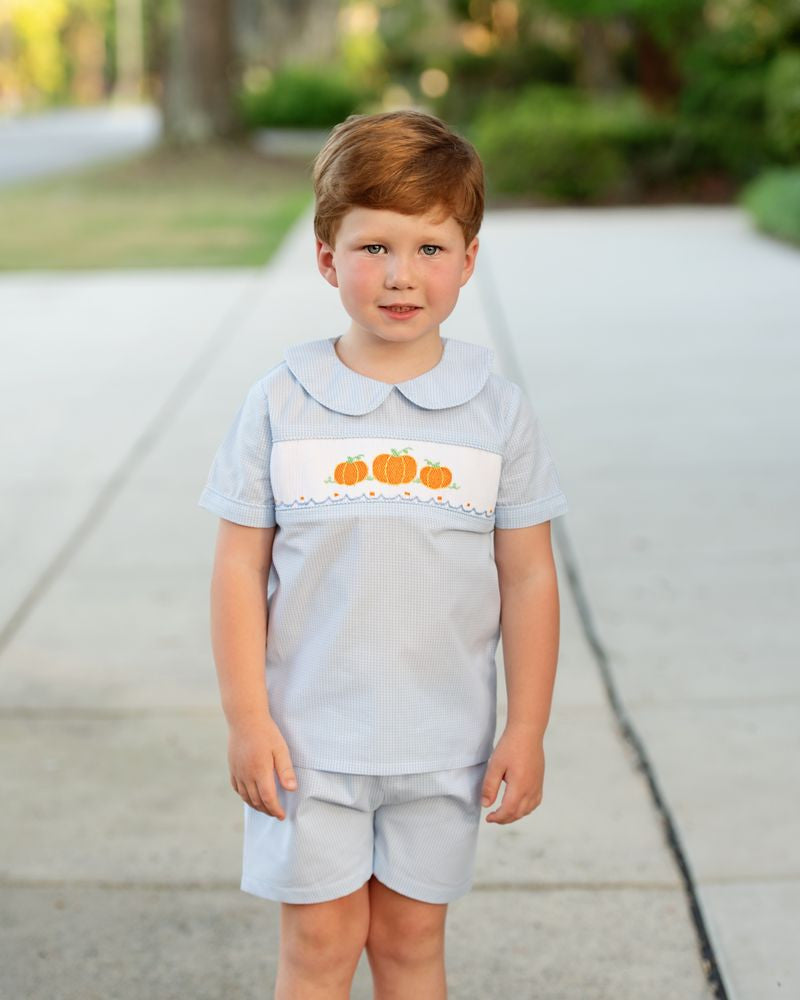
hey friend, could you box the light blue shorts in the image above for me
[240,761,489,905]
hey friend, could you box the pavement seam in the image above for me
[475,241,729,1000]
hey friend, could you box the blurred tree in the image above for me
[160,0,240,142]
[526,0,704,108]
[66,0,108,102]
[574,16,625,92]
[3,0,112,107]
[6,0,71,104]
[234,0,341,72]
[113,0,144,100]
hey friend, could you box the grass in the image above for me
[0,140,315,270]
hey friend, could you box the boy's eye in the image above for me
[361,244,443,256]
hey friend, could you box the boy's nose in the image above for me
[385,255,416,288]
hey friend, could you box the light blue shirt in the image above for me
[198,335,569,774]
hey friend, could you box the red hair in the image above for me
[312,109,485,249]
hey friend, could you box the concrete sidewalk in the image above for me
[1,202,794,998]
[477,205,799,1000]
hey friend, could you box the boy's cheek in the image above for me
[346,261,380,285]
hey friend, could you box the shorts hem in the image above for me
[240,867,373,904]
[371,865,475,905]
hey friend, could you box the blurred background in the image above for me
[1,0,799,266]
[1,3,798,999]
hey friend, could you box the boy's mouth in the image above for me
[380,305,421,314]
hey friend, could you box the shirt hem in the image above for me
[494,491,569,529]
[197,486,277,528]
[287,749,493,776]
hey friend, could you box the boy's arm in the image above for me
[494,520,560,739]
[480,520,560,824]
[209,518,276,729]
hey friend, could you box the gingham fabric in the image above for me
[240,762,489,904]
[198,335,569,774]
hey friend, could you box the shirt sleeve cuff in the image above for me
[197,486,277,528]
[494,491,569,529]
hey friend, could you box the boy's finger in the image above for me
[486,803,508,822]
[273,748,297,790]
[243,776,271,817]
[240,780,260,812]
[245,779,268,815]
[487,788,519,823]
[235,775,257,811]
[480,769,503,806]
[255,775,285,819]
[277,766,297,790]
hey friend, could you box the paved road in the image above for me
[0,202,796,998]
[0,104,161,187]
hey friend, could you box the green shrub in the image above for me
[765,49,800,161]
[237,64,371,129]
[434,43,574,129]
[675,27,773,180]
[467,85,674,203]
[739,167,800,247]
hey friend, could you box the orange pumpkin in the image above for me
[420,460,452,489]
[334,454,368,485]
[373,447,416,484]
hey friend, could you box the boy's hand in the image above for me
[480,724,545,824]
[227,716,298,820]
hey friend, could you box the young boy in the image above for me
[198,109,569,999]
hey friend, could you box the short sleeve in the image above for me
[494,385,569,529]
[197,379,276,528]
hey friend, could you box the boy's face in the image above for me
[316,205,479,348]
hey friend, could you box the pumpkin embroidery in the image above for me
[419,460,453,490]
[275,437,500,518]
[324,447,460,491]
[332,454,368,485]
[373,447,416,485]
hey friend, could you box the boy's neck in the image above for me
[333,332,445,384]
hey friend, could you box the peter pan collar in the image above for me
[283,336,494,416]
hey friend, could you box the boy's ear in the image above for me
[316,238,339,288]
[459,236,479,287]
